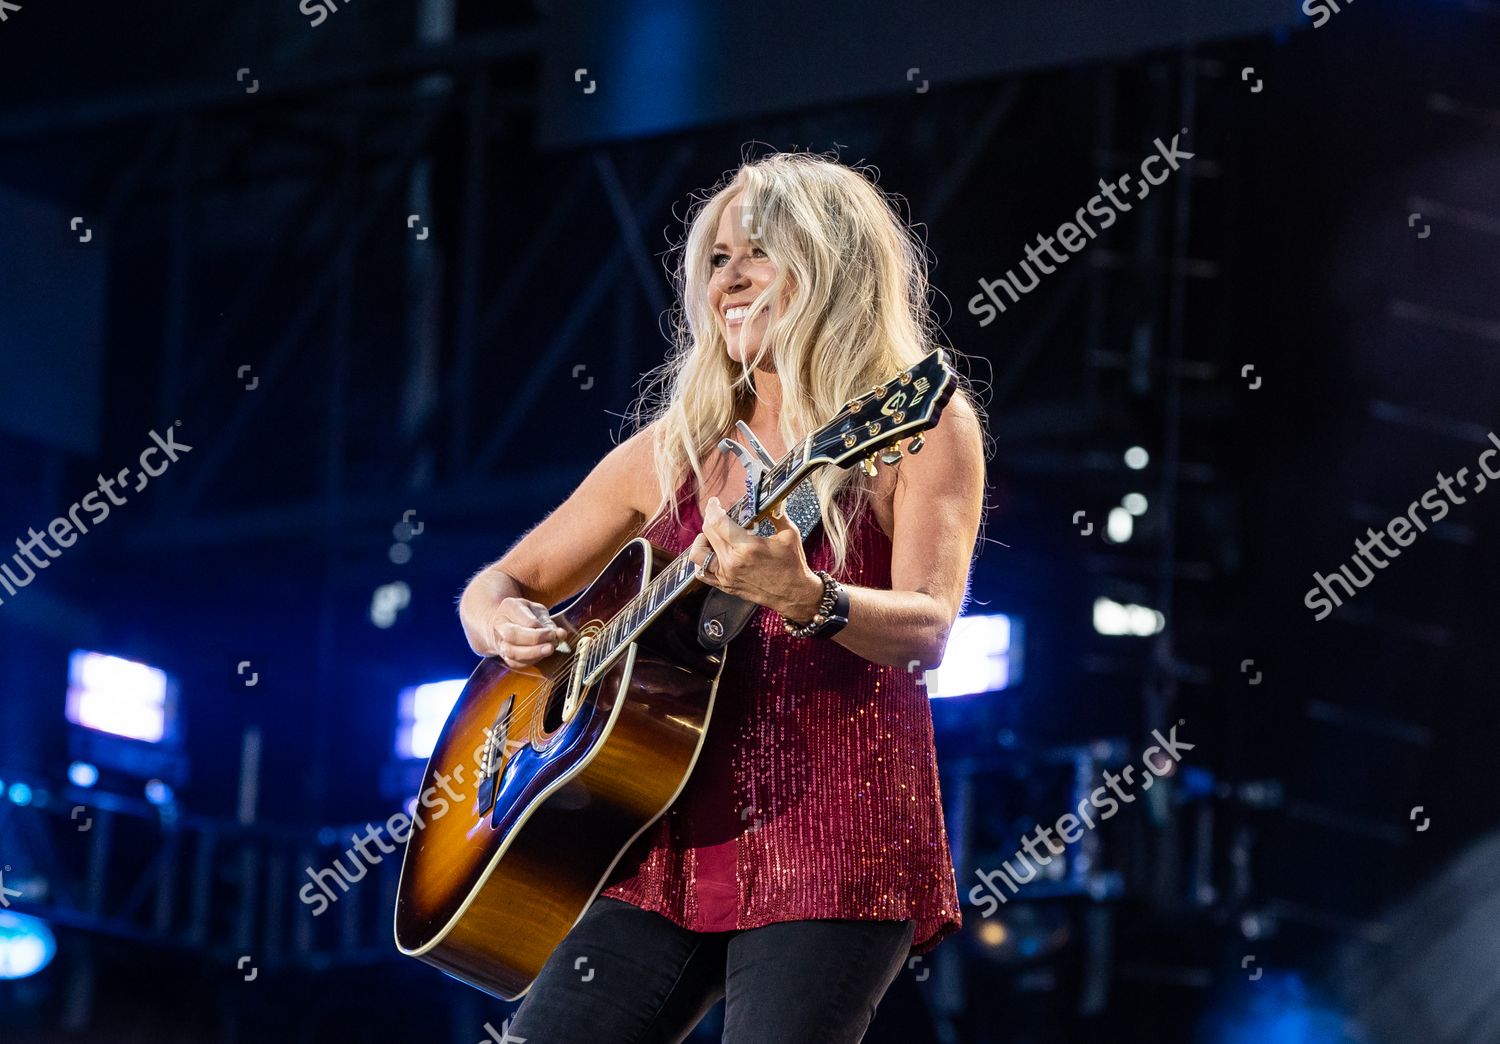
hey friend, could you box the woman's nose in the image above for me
[713,260,749,292]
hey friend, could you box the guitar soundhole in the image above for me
[540,683,568,734]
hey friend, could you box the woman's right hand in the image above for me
[469,597,569,668]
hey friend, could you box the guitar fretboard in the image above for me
[580,439,808,683]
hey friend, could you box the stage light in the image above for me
[371,581,412,629]
[395,679,467,760]
[1124,446,1150,470]
[0,912,56,980]
[1122,492,1148,516]
[144,779,174,806]
[1092,597,1165,637]
[926,614,1023,698]
[970,904,1071,965]
[7,782,33,806]
[67,762,98,788]
[1106,507,1133,543]
[65,650,174,744]
[1200,970,1348,1043]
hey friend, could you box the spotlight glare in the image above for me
[1093,597,1166,637]
[0,912,56,980]
[66,651,173,744]
[1106,507,1133,543]
[67,762,99,788]
[370,581,412,629]
[7,783,33,806]
[926,614,1022,697]
[396,679,468,759]
[1124,446,1150,470]
[1122,493,1148,516]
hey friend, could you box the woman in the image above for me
[458,152,988,1042]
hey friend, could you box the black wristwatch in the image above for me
[782,570,850,639]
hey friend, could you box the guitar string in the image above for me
[486,547,711,760]
[489,436,817,742]
[487,419,874,751]
[494,493,754,749]
[489,428,822,755]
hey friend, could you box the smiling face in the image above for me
[709,194,784,367]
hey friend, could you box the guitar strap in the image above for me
[697,475,823,650]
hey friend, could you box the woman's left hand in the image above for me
[687,496,824,621]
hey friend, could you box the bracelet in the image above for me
[782,570,850,639]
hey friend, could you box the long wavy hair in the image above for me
[626,151,985,573]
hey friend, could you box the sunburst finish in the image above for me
[394,538,724,999]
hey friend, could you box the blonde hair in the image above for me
[627,150,985,573]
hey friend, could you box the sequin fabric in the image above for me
[600,477,963,954]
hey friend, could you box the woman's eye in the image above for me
[751,248,768,259]
[711,253,729,268]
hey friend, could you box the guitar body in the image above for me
[393,536,725,1000]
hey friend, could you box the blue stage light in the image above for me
[66,650,175,744]
[67,761,99,788]
[7,782,32,806]
[144,779,174,806]
[1200,969,1350,1043]
[395,679,467,760]
[0,911,56,979]
[926,614,1023,698]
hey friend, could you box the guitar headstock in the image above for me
[805,349,957,476]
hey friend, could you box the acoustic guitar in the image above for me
[394,349,957,999]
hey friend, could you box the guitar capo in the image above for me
[697,421,822,651]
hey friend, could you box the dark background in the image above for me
[1,1,1497,1040]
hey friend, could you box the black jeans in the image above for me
[507,896,917,1043]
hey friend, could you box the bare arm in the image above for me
[816,393,987,669]
[459,424,660,661]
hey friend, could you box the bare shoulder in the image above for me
[597,419,664,522]
[939,388,985,451]
[902,387,986,486]
[866,388,984,539]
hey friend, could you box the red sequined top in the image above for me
[600,476,962,954]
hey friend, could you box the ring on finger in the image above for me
[701,550,716,577]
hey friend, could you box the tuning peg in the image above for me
[907,433,926,454]
[879,448,903,466]
[859,455,879,478]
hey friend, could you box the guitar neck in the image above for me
[579,437,817,685]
